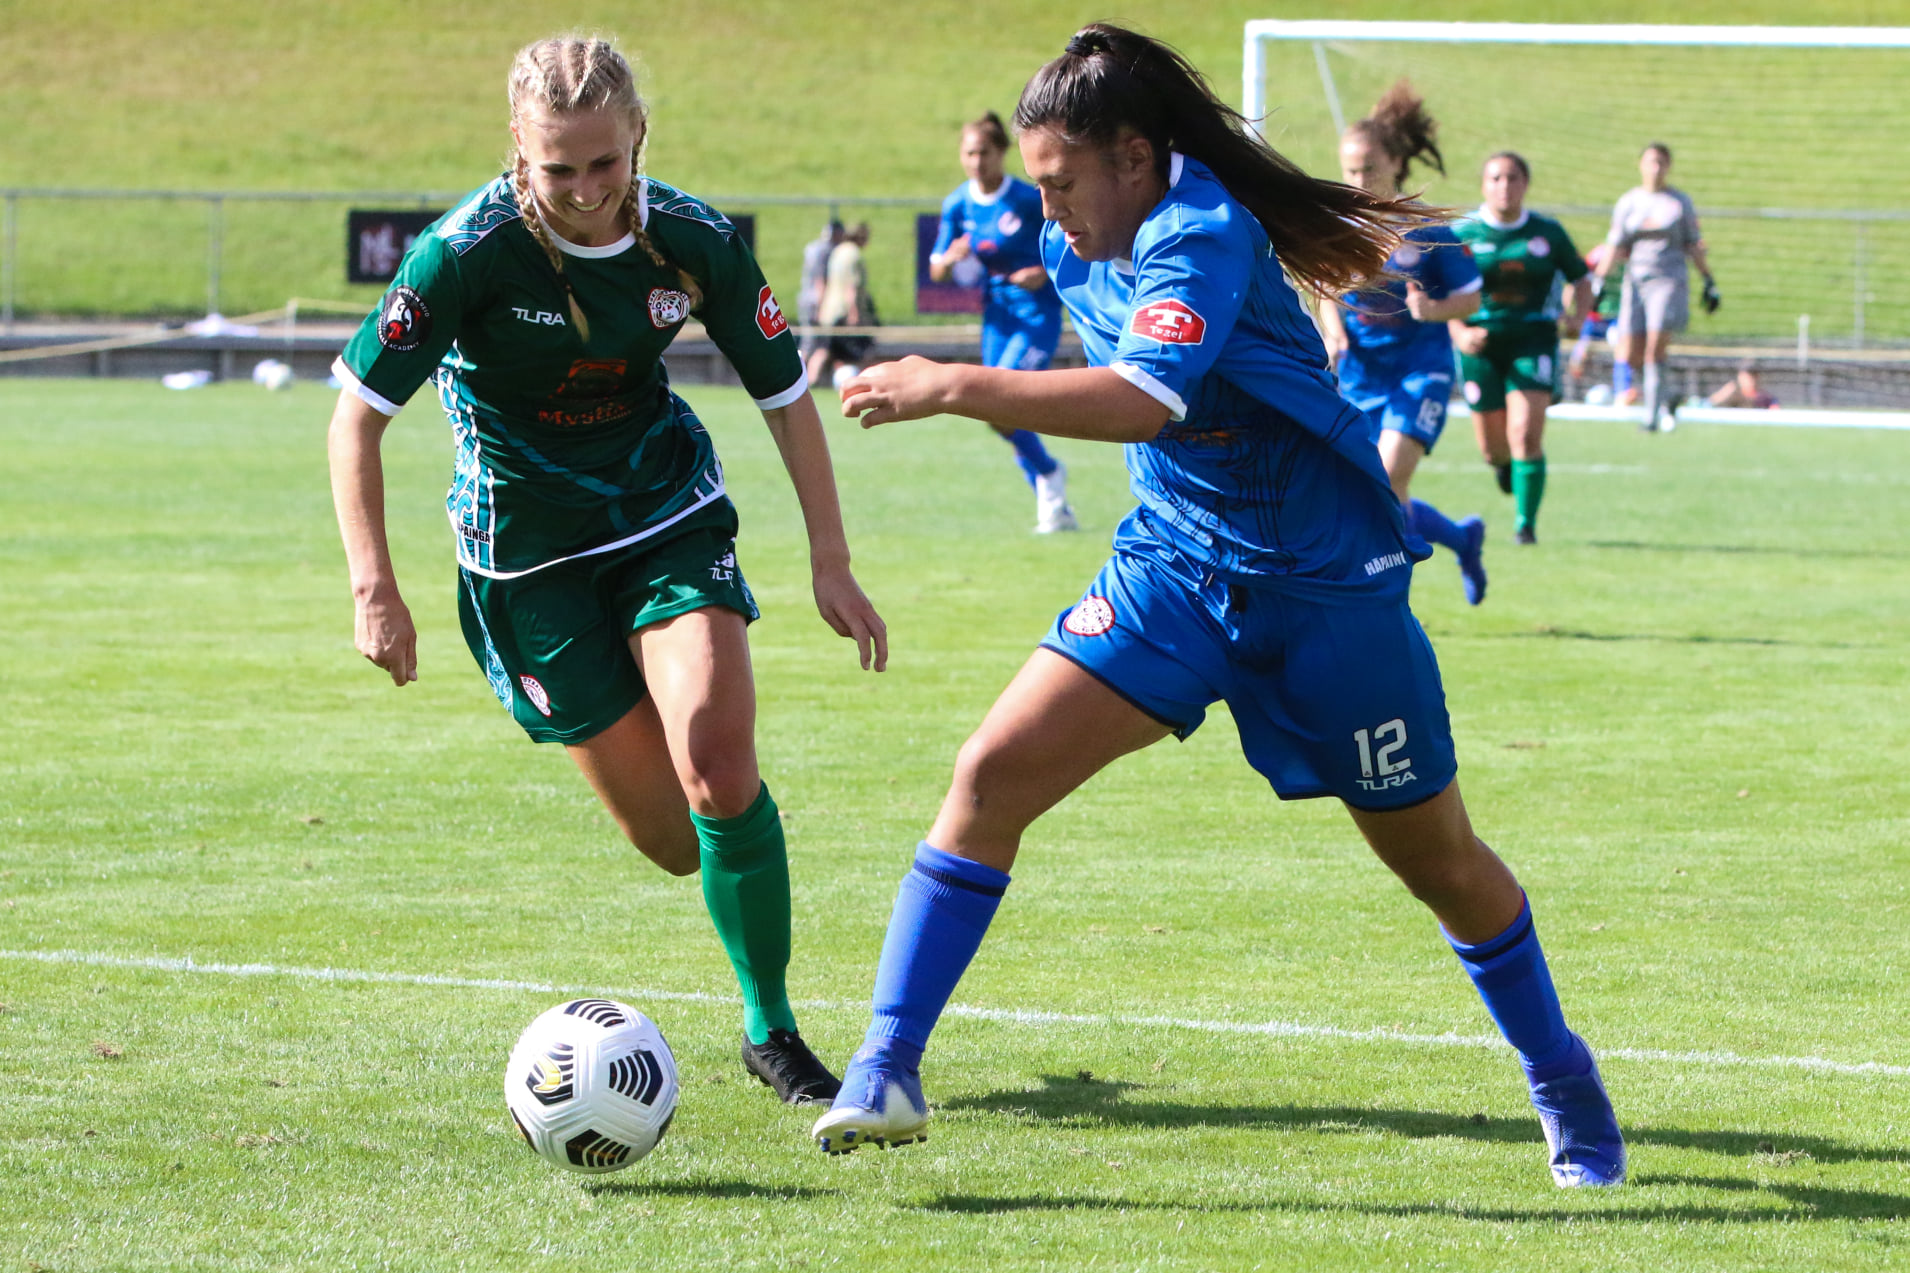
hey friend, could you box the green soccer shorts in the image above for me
[456,502,759,744]
[1460,326,1561,413]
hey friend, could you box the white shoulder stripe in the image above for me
[752,370,810,411]
[1112,360,1187,422]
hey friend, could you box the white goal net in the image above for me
[1242,22,1910,356]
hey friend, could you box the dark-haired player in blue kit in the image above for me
[814,24,1625,1190]
[931,111,1076,533]
[1317,83,1487,605]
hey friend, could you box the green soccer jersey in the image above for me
[1454,209,1588,333]
[336,175,805,578]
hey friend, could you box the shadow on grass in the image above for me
[586,1179,842,1201]
[1487,625,1865,649]
[1586,539,1910,562]
[918,1175,1910,1223]
[942,1074,1910,1167]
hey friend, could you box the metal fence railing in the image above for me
[0,187,943,332]
[2,187,1907,348]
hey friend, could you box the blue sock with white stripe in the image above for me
[1446,894,1579,1080]
[864,843,1011,1061]
[1003,429,1059,485]
[1409,498,1468,553]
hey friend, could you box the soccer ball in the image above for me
[250,358,295,391]
[503,999,679,1174]
[1585,383,1614,407]
[830,362,861,392]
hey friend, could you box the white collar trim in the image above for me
[548,222,637,259]
[1478,206,1530,231]
[1169,151,1184,187]
[968,177,1009,205]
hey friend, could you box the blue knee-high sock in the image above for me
[1409,498,1468,554]
[1446,895,1579,1080]
[1613,361,1634,393]
[864,843,1011,1066]
[1002,429,1059,486]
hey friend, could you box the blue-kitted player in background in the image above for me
[1317,82,1488,605]
[930,111,1077,533]
[816,23,1625,1190]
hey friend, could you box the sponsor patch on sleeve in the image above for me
[377,285,431,352]
[755,285,789,339]
[1128,299,1205,345]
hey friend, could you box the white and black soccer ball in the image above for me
[503,998,679,1174]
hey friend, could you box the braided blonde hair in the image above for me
[507,35,690,340]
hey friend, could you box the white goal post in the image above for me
[1242,23,1910,135]
[1239,20,1910,419]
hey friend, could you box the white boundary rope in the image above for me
[6,946,1905,1080]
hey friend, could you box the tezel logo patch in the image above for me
[648,287,693,329]
[520,675,552,718]
[755,285,788,339]
[1129,299,1206,345]
[377,286,431,352]
[1063,595,1117,637]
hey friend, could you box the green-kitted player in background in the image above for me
[326,35,887,1103]
[1451,152,1592,545]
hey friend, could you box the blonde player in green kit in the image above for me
[326,35,887,1104]
[1451,153,1592,545]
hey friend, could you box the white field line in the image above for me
[7,946,1907,1080]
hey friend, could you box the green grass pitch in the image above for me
[2,378,1908,1269]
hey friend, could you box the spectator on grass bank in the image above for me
[809,221,876,390]
[1708,360,1779,409]
[799,220,845,366]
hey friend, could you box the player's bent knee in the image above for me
[677,758,763,821]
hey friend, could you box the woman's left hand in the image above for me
[839,356,958,428]
[812,563,889,671]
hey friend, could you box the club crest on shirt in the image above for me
[1063,595,1117,637]
[519,675,553,718]
[377,286,431,352]
[1393,245,1422,268]
[647,287,693,328]
[1526,236,1552,258]
[998,211,1022,236]
[755,285,789,339]
[1129,299,1206,345]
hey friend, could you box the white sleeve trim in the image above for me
[1451,276,1484,296]
[752,369,811,411]
[331,357,404,417]
[1112,361,1187,423]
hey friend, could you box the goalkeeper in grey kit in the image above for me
[1596,141,1717,432]
[326,35,886,1103]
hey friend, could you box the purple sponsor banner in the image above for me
[915,212,983,315]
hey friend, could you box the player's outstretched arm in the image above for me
[841,357,1170,444]
[760,393,888,673]
[327,390,418,686]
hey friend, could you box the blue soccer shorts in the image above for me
[1348,366,1452,454]
[1040,549,1458,811]
[982,319,1058,372]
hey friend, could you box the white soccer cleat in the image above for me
[1034,462,1079,533]
[812,1047,930,1154]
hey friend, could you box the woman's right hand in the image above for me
[354,583,418,685]
[1451,324,1490,356]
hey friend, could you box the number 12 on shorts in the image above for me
[1354,718,1411,779]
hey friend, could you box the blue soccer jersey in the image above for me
[1041,154,1425,596]
[933,175,1062,335]
[1337,223,1481,374]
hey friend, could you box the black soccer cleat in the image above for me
[1515,526,1538,546]
[1494,461,1514,495]
[741,1029,842,1105]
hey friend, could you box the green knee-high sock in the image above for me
[1511,456,1547,534]
[691,782,797,1045]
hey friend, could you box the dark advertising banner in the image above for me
[347,210,444,284]
[915,212,983,315]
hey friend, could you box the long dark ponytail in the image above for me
[1013,22,1427,295]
